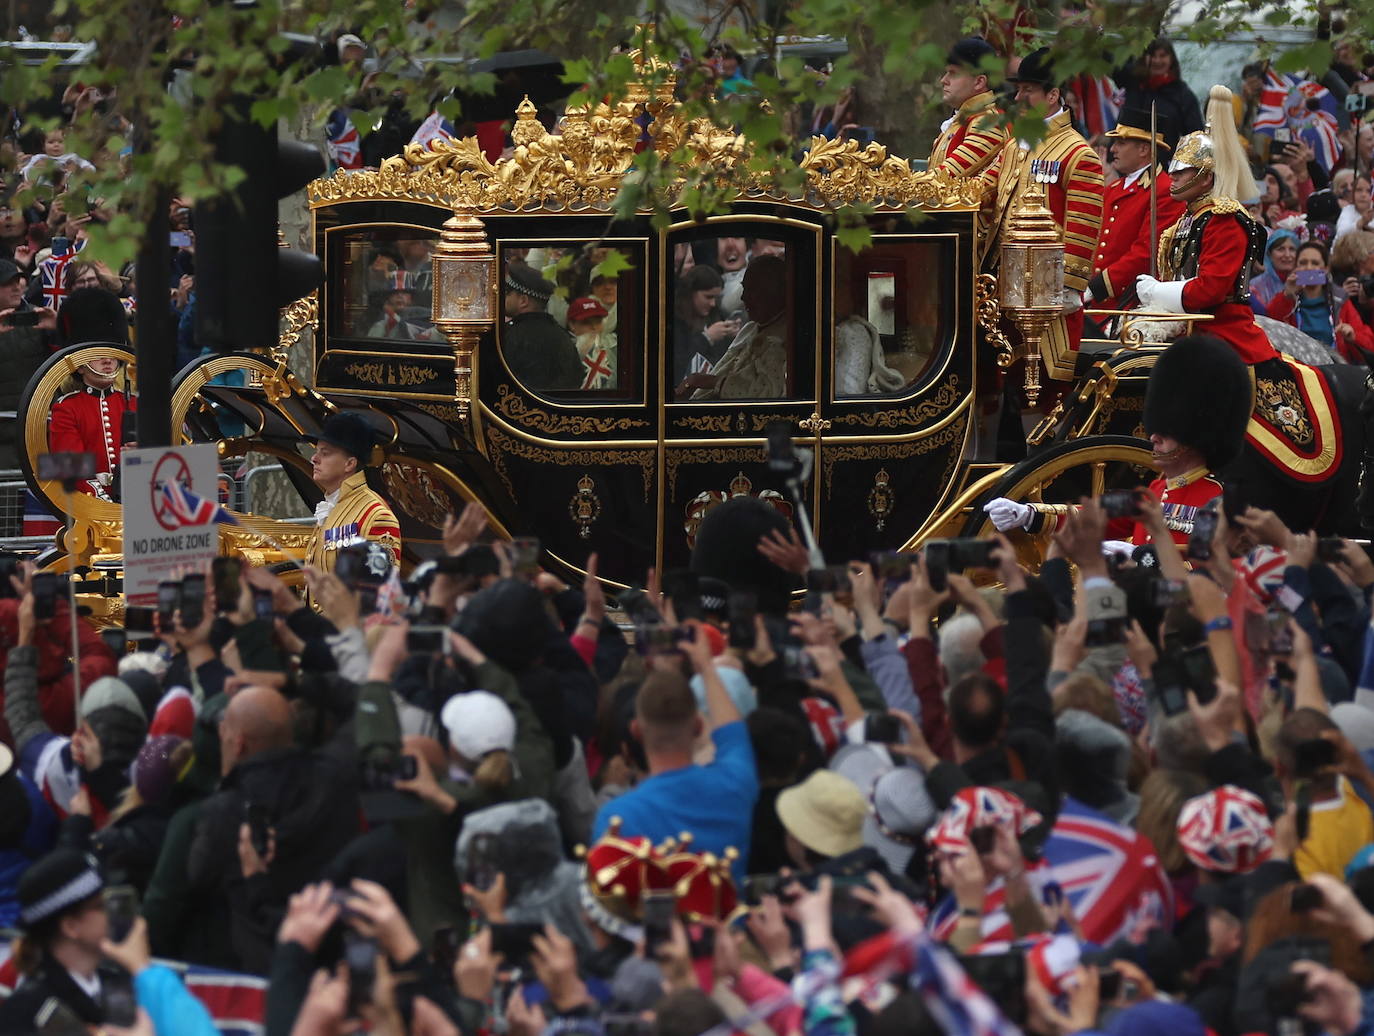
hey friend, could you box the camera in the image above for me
[251,587,274,621]
[359,748,419,791]
[343,929,378,1015]
[31,572,65,621]
[765,421,799,476]
[407,605,450,655]
[1267,606,1294,654]
[511,536,541,577]
[864,713,901,744]
[869,551,912,580]
[617,587,661,626]
[1154,642,1217,716]
[489,921,544,961]
[1085,615,1127,647]
[1100,489,1142,519]
[180,573,206,628]
[642,890,676,956]
[104,884,139,942]
[1151,578,1188,608]
[37,450,95,484]
[1187,503,1219,562]
[1317,537,1347,565]
[156,580,181,629]
[727,590,758,649]
[466,832,499,892]
[666,569,702,621]
[212,556,243,613]
[924,538,998,592]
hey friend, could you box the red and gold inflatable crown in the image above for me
[578,818,743,934]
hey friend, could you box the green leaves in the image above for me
[1273,40,1332,78]
[591,250,636,280]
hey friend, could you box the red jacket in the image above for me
[1089,166,1186,308]
[48,386,136,497]
[1265,292,1374,364]
[1160,201,1276,364]
[1129,470,1223,548]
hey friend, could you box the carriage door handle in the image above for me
[798,412,831,434]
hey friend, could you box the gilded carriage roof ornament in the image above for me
[307,33,979,213]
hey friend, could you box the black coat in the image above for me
[1120,77,1203,152]
[503,311,582,392]
[185,746,361,970]
[0,954,130,1034]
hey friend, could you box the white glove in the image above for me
[1082,285,1095,306]
[1135,274,1187,313]
[1063,292,1083,315]
[984,497,1033,531]
[1101,539,1137,558]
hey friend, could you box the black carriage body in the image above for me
[308,197,978,583]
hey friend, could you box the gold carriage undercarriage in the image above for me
[21,42,1226,611]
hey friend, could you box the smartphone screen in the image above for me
[104,885,140,943]
[642,890,676,956]
[212,556,242,612]
[156,580,181,628]
[180,573,206,628]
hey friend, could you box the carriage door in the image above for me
[814,229,976,558]
[658,215,823,574]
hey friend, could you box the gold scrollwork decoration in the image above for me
[495,385,644,435]
[486,426,654,502]
[975,273,1013,368]
[821,418,967,495]
[416,402,471,423]
[307,37,980,215]
[838,381,963,429]
[867,468,894,531]
[666,446,766,498]
[569,474,603,539]
[343,362,436,389]
[278,291,318,363]
[676,414,734,433]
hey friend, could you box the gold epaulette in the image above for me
[1210,197,1241,214]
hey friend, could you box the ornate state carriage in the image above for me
[24,46,1189,602]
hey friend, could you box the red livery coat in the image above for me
[48,386,136,498]
[1089,166,1186,309]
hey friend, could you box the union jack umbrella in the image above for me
[1176,784,1274,874]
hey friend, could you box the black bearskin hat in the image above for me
[689,496,799,615]
[1143,334,1251,471]
[56,286,129,346]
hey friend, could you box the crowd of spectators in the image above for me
[0,482,1371,1036]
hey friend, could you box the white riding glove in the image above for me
[1081,285,1095,306]
[1135,274,1187,312]
[984,497,1033,531]
[1101,539,1137,558]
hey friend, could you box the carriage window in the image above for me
[833,240,950,398]
[497,242,643,399]
[668,230,802,401]
[334,230,441,344]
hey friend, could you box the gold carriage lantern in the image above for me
[432,210,498,421]
[998,178,1065,407]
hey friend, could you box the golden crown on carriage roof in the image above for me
[306,34,982,214]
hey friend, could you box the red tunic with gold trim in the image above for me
[1157,197,1275,364]
[1089,166,1186,309]
[1128,469,1222,548]
[980,109,1105,381]
[928,91,1007,178]
[48,386,136,499]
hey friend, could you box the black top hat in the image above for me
[57,286,129,346]
[1105,107,1174,151]
[306,411,382,466]
[947,37,996,71]
[18,849,103,927]
[504,260,555,303]
[1009,47,1056,88]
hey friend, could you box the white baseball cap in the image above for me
[440,691,515,761]
[337,33,366,56]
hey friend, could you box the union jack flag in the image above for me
[1070,74,1122,140]
[410,110,455,151]
[37,239,83,310]
[1176,784,1274,874]
[930,797,1173,946]
[1255,68,1342,173]
[158,481,239,529]
[325,108,363,170]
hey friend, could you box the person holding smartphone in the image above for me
[1266,238,1374,364]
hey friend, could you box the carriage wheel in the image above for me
[957,435,1156,568]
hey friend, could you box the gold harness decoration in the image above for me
[1244,357,1341,482]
